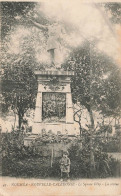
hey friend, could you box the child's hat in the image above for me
[63,151,69,155]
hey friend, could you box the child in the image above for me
[60,151,70,181]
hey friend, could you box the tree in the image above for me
[1,59,37,129]
[1,17,40,128]
[63,41,121,128]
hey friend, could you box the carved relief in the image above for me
[42,76,65,91]
[42,92,66,122]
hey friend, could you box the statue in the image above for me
[30,19,65,69]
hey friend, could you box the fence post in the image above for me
[51,143,54,167]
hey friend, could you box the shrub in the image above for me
[2,130,120,178]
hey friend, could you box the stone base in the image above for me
[32,122,74,135]
[24,134,38,146]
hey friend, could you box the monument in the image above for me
[24,19,75,145]
[32,69,74,135]
[24,69,74,145]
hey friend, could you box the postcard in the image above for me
[0,0,121,195]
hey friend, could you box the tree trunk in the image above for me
[88,108,94,128]
[18,111,24,130]
[19,115,22,129]
[88,107,95,178]
[80,127,82,136]
[79,121,82,136]
[13,112,16,129]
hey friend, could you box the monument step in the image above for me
[24,134,38,140]
[24,134,39,146]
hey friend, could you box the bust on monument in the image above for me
[31,19,65,69]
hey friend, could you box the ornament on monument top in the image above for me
[43,76,65,91]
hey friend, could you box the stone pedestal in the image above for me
[32,70,74,135]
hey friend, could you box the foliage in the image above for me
[1,8,40,128]
[2,129,43,160]
[1,2,36,38]
[2,130,120,178]
[68,141,120,178]
[35,130,71,144]
[96,125,112,135]
[1,62,37,128]
[103,3,121,24]
[62,41,121,129]
[102,137,121,152]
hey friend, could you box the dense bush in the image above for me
[68,143,112,178]
[102,138,121,152]
[1,130,120,178]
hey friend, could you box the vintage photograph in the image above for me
[0,0,121,195]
